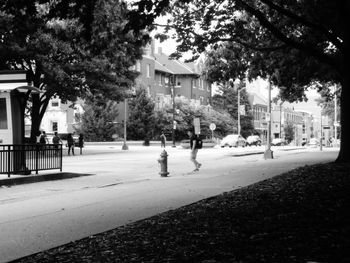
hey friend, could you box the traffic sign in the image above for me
[265,113,271,122]
[209,123,216,131]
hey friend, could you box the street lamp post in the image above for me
[235,79,246,135]
[171,76,176,147]
[122,98,128,150]
[320,113,323,151]
[279,101,284,138]
[238,87,241,135]
[264,76,273,159]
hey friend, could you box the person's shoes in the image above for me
[197,163,202,169]
[193,168,199,172]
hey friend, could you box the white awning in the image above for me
[0,83,40,93]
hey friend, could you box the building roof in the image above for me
[248,92,268,106]
[154,59,174,74]
[154,53,197,75]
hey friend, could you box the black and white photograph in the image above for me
[0,0,349,262]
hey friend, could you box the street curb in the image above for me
[0,172,93,187]
[230,151,265,157]
[229,147,305,157]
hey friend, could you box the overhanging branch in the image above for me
[259,0,343,52]
[236,0,339,70]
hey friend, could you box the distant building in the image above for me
[248,92,268,142]
[115,43,212,124]
[40,98,83,135]
[41,41,212,135]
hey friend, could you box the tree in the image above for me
[315,86,341,126]
[155,96,235,140]
[78,96,119,141]
[284,122,295,144]
[153,0,350,162]
[127,88,157,145]
[0,0,157,142]
[211,81,255,138]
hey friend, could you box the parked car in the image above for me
[308,137,319,147]
[246,135,261,146]
[271,138,287,146]
[220,134,246,148]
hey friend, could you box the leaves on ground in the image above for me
[13,163,350,263]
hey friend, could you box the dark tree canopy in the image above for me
[127,88,157,145]
[0,0,161,141]
[151,0,350,162]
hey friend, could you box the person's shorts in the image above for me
[190,149,198,160]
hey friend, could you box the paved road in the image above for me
[0,145,338,262]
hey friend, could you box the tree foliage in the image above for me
[127,88,157,145]
[315,85,341,125]
[284,121,295,144]
[152,0,349,162]
[78,96,119,141]
[0,0,159,141]
[211,81,255,138]
[157,96,235,140]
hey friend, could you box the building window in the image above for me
[165,76,169,86]
[0,98,8,129]
[51,100,59,107]
[147,85,151,97]
[192,78,197,89]
[147,64,151,78]
[52,121,58,132]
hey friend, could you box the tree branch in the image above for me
[259,0,343,52]
[218,37,288,52]
[236,0,339,70]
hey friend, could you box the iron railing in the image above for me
[0,144,63,178]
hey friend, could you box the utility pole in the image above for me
[320,113,323,151]
[236,80,246,135]
[172,75,176,147]
[122,98,128,150]
[237,87,241,135]
[264,76,273,159]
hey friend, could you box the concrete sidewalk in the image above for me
[0,148,337,262]
[0,145,305,187]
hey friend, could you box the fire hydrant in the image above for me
[158,150,169,177]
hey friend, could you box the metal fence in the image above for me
[0,144,63,178]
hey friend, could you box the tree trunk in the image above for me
[335,75,350,163]
[335,10,350,163]
[30,93,42,143]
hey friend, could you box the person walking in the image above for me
[39,131,49,154]
[52,132,63,155]
[160,131,166,148]
[67,133,75,156]
[78,134,84,155]
[39,131,49,144]
[187,130,202,172]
